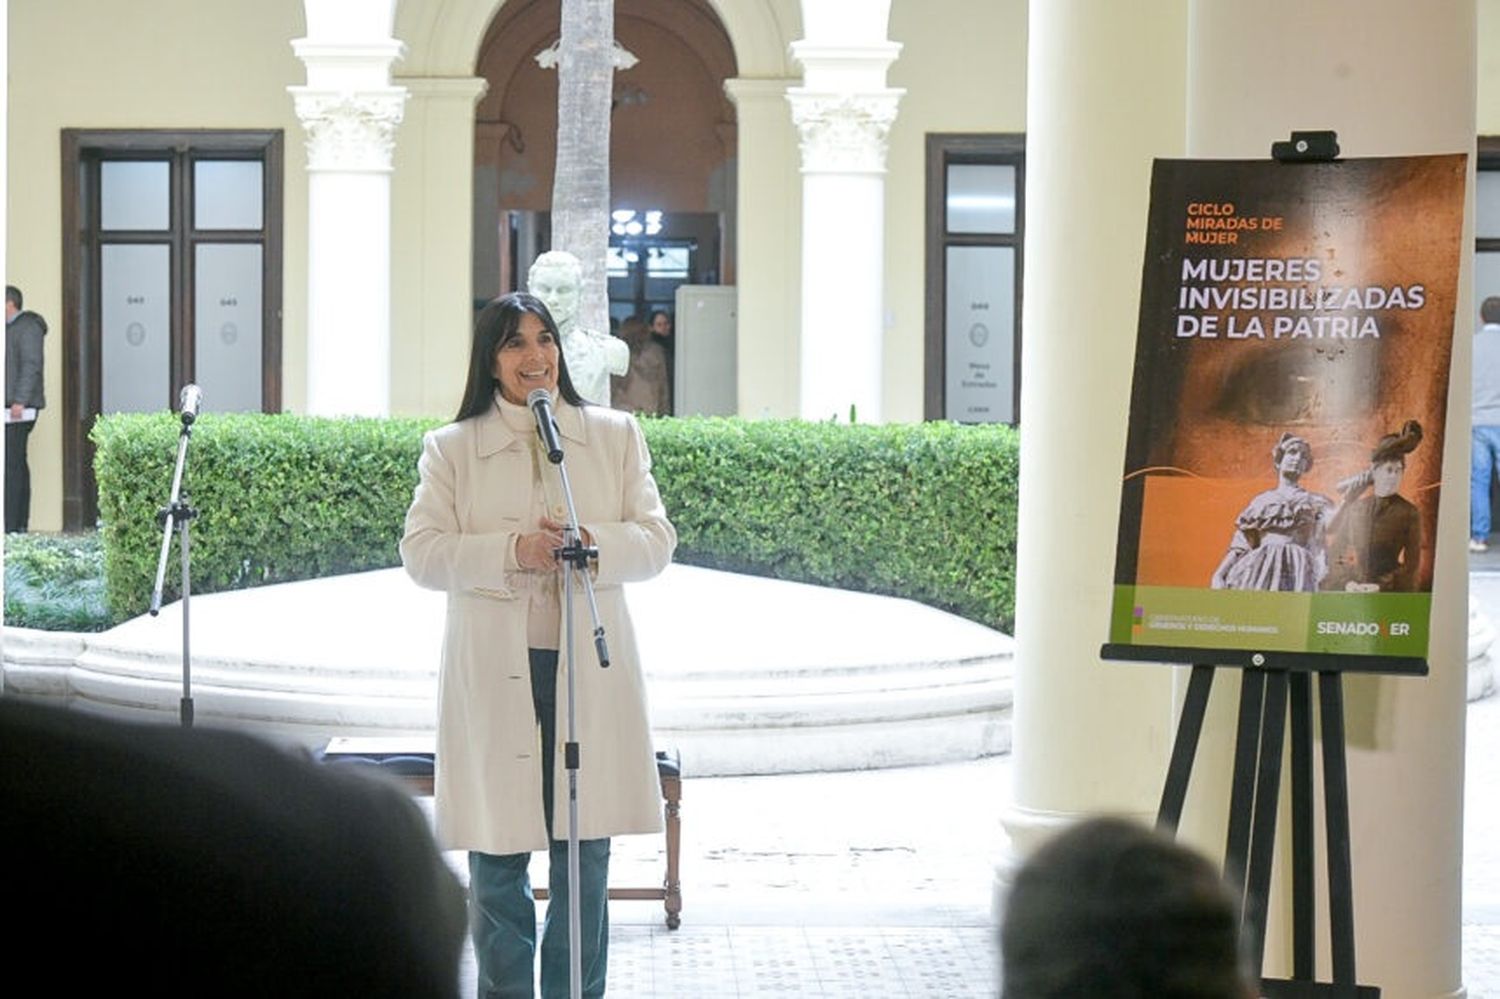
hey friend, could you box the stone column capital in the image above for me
[786,88,903,174]
[289,87,408,172]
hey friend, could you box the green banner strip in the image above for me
[1110,585,1429,659]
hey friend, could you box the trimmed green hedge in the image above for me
[644,417,1019,633]
[93,413,440,622]
[92,413,1020,632]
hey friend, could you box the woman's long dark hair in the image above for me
[454,292,586,421]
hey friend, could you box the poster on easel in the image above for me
[1103,154,1467,671]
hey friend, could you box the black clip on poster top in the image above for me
[1271,130,1340,163]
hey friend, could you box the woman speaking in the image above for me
[401,292,675,998]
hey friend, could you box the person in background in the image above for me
[1000,817,1254,999]
[5,284,46,533]
[1472,296,1500,552]
[401,292,676,998]
[611,315,670,416]
[648,309,672,345]
[648,309,674,388]
[2,699,467,997]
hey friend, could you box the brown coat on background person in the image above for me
[612,315,671,415]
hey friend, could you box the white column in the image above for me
[390,76,487,419]
[725,78,802,418]
[787,19,902,423]
[1003,0,1186,854]
[290,0,406,417]
[472,120,512,304]
[1183,3,1473,994]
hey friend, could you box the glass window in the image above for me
[946,164,1016,235]
[194,244,264,413]
[194,160,264,230]
[647,247,691,278]
[927,135,1024,423]
[944,246,1015,423]
[1476,251,1500,320]
[1479,162,1500,322]
[101,161,170,231]
[606,245,631,278]
[101,244,171,413]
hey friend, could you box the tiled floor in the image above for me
[439,754,1009,997]
[623,925,994,998]
[464,926,998,998]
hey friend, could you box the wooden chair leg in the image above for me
[662,774,682,929]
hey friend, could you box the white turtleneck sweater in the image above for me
[495,393,568,649]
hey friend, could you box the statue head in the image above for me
[527,251,583,329]
[1271,432,1313,477]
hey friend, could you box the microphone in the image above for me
[179,384,202,425]
[527,388,564,464]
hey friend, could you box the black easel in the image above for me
[1150,658,1386,999]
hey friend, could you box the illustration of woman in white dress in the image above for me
[1210,432,1334,591]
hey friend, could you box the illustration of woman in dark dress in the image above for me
[1210,433,1334,591]
[1324,420,1424,593]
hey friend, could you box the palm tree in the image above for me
[551,0,614,337]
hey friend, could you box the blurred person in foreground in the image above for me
[1000,817,1255,999]
[1,699,466,997]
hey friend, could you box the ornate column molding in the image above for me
[290,87,407,172]
[397,75,489,103]
[786,89,902,174]
[786,39,903,175]
[723,77,791,105]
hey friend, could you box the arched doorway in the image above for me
[471,0,738,411]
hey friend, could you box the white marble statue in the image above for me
[527,250,629,406]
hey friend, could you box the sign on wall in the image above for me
[1104,154,1467,670]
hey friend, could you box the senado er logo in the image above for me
[1315,620,1411,637]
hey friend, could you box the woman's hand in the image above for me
[516,520,593,570]
[515,526,564,570]
[541,517,593,548]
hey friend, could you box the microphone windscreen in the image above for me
[179,384,202,419]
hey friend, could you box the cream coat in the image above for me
[400,399,675,855]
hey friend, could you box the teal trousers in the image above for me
[470,648,611,999]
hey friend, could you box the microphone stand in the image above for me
[148,404,199,728]
[547,429,611,999]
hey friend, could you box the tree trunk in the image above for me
[551,0,614,336]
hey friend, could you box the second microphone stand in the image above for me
[149,403,200,728]
[547,442,611,999]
